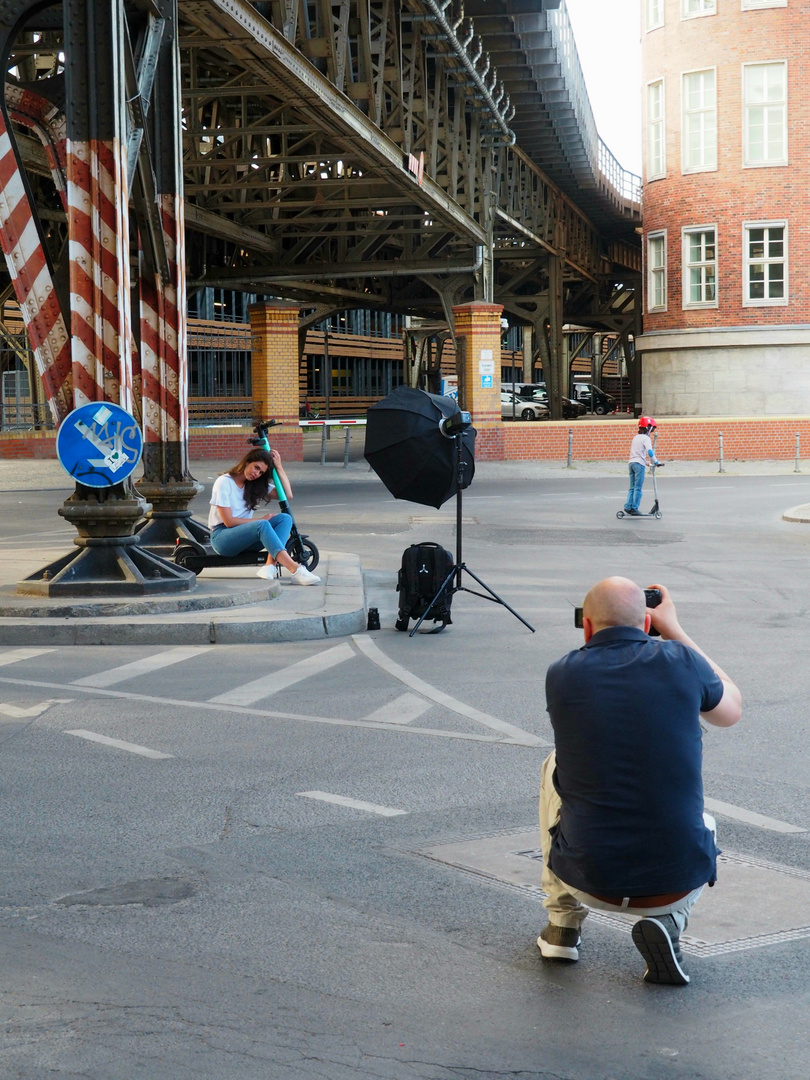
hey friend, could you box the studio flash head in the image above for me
[439,409,472,437]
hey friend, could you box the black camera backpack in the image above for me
[395,542,454,633]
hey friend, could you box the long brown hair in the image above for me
[228,448,274,510]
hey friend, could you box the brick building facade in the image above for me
[635,0,810,416]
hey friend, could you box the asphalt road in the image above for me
[3,461,810,1079]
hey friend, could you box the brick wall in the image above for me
[493,417,810,462]
[0,428,304,462]
[641,1,810,331]
[4,419,809,463]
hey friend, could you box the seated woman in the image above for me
[208,448,321,585]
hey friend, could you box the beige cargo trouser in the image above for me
[539,751,714,933]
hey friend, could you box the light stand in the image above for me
[410,429,536,636]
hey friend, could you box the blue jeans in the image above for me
[210,514,292,559]
[626,462,646,511]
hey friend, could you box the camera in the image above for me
[574,588,662,631]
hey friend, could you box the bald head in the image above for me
[582,577,647,633]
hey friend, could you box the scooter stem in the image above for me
[271,467,289,513]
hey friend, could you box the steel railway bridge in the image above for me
[0,0,641,593]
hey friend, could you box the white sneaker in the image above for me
[290,565,321,586]
[256,564,278,581]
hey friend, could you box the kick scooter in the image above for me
[173,419,319,573]
[616,462,665,520]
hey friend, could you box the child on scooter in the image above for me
[208,448,321,584]
[624,416,660,516]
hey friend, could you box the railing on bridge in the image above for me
[544,3,641,214]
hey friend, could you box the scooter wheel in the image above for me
[174,544,202,571]
[288,538,319,571]
[616,511,625,519]
[654,511,663,519]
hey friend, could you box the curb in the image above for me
[782,504,810,523]
[0,552,366,646]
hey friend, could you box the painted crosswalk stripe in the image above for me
[0,699,71,718]
[352,635,546,747]
[71,646,213,688]
[296,791,407,817]
[704,797,806,834]
[0,648,55,668]
[363,693,431,726]
[209,642,354,707]
[65,729,173,760]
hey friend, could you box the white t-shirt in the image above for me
[629,433,657,467]
[208,474,252,528]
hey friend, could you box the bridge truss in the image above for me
[1,0,641,438]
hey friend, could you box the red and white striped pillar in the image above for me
[133,0,205,552]
[65,0,133,412]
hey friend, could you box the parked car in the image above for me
[501,382,545,401]
[501,392,549,421]
[530,390,586,419]
[571,383,616,415]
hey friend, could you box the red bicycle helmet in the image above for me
[638,415,657,430]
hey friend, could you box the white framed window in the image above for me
[682,0,716,17]
[647,80,666,179]
[647,0,665,29]
[647,231,667,312]
[743,221,788,305]
[682,227,718,308]
[743,62,787,166]
[742,0,786,9]
[682,69,717,172]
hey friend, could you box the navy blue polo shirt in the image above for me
[545,626,724,896]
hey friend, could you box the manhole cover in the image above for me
[419,829,810,956]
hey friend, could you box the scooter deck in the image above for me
[174,545,267,572]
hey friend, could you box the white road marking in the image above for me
[0,675,525,745]
[71,646,213,688]
[208,642,354,706]
[0,698,72,718]
[363,693,431,725]
[0,648,55,668]
[297,791,407,816]
[704,797,806,834]
[65,729,173,760]
[352,635,547,747]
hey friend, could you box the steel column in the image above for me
[134,0,206,555]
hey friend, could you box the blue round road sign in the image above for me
[56,403,143,488]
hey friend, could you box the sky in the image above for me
[563,0,642,176]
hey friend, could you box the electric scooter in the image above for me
[173,420,319,573]
[616,462,665,520]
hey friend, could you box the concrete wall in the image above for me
[637,328,810,416]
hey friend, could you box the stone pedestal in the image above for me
[18,483,195,597]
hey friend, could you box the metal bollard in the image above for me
[718,432,724,473]
[567,428,573,468]
[796,433,801,474]
[343,426,351,468]
[320,424,327,466]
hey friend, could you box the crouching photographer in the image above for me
[537,578,742,985]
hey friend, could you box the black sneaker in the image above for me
[537,923,581,961]
[626,508,641,516]
[632,915,689,985]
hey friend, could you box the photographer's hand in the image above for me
[646,582,742,728]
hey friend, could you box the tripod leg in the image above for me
[458,565,535,633]
[409,564,458,637]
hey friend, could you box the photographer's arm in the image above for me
[647,583,742,728]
